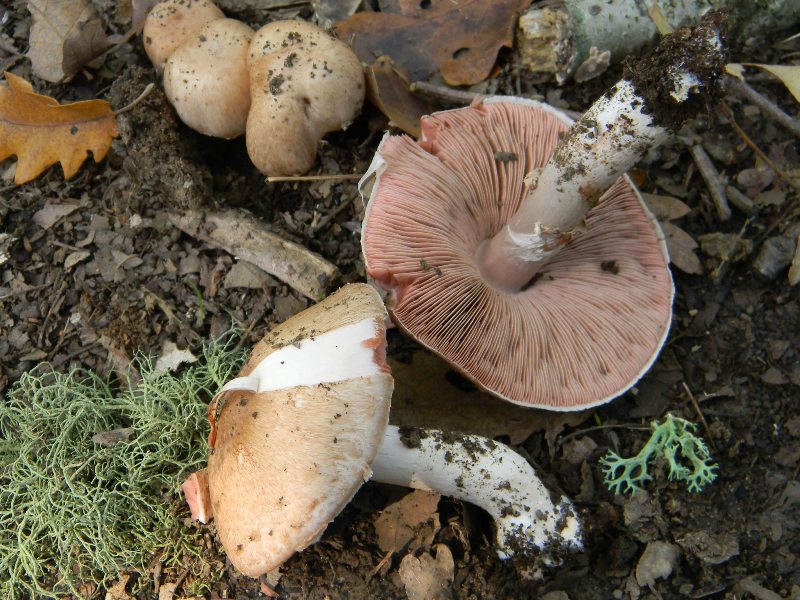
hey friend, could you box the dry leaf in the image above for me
[336,0,529,86]
[398,544,455,600]
[789,234,800,286]
[27,0,110,82]
[0,72,119,184]
[65,250,91,270]
[727,63,800,103]
[374,490,441,554]
[132,0,162,31]
[155,341,198,373]
[32,201,80,229]
[366,56,436,137]
[642,194,691,221]
[660,221,704,275]
[105,574,133,600]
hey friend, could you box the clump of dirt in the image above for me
[625,9,729,130]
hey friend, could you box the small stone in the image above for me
[753,236,795,280]
[635,541,680,587]
[675,531,739,565]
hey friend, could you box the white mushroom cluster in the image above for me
[143,0,365,175]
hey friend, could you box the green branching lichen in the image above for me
[599,414,718,495]
[0,334,246,599]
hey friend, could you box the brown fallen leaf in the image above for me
[642,193,691,221]
[642,194,703,275]
[27,0,110,82]
[366,56,436,137]
[0,72,119,184]
[336,0,529,86]
[661,221,704,275]
[105,573,133,600]
[374,489,441,554]
[398,544,455,600]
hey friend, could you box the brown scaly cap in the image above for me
[206,283,393,576]
[361,99,673,409]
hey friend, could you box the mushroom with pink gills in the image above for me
[182,283,582,578]
[143,0,366,174]
[360,12,728,410]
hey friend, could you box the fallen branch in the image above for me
[168,209,340,301]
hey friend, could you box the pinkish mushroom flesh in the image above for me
[361,99,673,409]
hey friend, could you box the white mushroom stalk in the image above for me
[477,12,727,292]
[372,425,582,562]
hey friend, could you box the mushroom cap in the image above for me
[360,97,673,410]
[207,283,393,577]
[245,20,365,176]
[143,0,225,74]
[163,18,254,139]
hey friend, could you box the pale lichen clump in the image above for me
[600,414,719,495]
[0,336,246,598]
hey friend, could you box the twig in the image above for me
[0,283,50,301]
[720,102,800,192]
[410,81,482,106]
[168,208,340,301]
[725,185,757,215]
[266,173,362,183]
[725,75,800,139]
[310,194,358,234]
[370,548,395,578]
[556,423,651,449]
[682,382,716,452]
[687,143,731,221]
[114,83,156,116]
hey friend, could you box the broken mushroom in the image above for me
[191,283,580,577]
[245,20,366,176]
[163,18,254,138]
[359,14,727,409]
[143,0,225,74]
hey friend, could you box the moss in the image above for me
[0,334,246,598]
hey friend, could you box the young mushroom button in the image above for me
[189,283,581,577]
[163,18,254,139]
[143,0,225,74]
[245,21,366,176]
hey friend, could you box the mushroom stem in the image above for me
[477,13,726,292]
[370,425,582,562]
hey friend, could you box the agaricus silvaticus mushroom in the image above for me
[185,283,581,577]
[359,13,727,409]
[245,21,365,176]
[143,0,225,74]
[163,18,254,138]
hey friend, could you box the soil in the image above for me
[1,2,799,600]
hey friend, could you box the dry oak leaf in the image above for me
[27,0,110,83]
[335,0,529,86]
[0,72,119,184]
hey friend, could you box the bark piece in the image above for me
[168,209,339,301]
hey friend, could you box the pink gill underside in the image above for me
[362,101,672,408]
